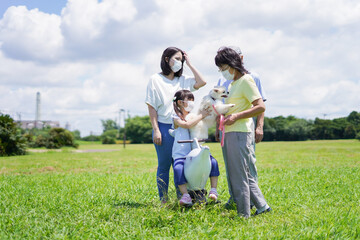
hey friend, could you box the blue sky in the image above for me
[0,0,67,16]
[0,0,359,136]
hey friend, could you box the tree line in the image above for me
[263,111,360,141]
[92,111,360,144]
[1,111,358,156]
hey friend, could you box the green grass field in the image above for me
[1,140,359,239]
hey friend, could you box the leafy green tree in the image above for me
[344,124,357,139]
[101,119,118,132]
[71,130,81,140]
[347,111,360,133]
[286,119,313,141]
[312,118,336,139]
[0,114,26,156]
[263,117,276,141]
[125,116,152,143]
[347,111,360,125]
[356,132,360,141]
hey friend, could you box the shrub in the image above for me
[101,129,118,144]
[102,136,116,144]
[47,128,78,149]
[0,114,26,156]
[31,127,78,149]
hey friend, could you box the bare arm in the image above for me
[183,52,206,90]
[255,112,264,143]
[224,98,265,125]
[147,104,162,145]
[174,111,209,129]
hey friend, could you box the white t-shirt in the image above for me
[145,73,196,124]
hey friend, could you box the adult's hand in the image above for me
[224,114,237,125]
[255,127,264,143]
[183,51,192,67]
[153,129,162,145]
[215,128,220,142]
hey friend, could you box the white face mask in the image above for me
[221,69,235,81]
[171,59,182,73]
[183,101,195,112]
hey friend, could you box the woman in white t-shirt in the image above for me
[145,47,207,204]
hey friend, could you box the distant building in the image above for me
[65,122,71,131]
[18,120,60,130]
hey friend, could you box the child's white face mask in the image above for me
[183,101,195,112]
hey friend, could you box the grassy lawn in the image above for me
[1,140,359,239]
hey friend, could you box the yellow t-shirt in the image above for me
[225,74,262,133]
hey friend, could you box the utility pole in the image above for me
[120,109,126,148]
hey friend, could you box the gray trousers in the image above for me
[223,132,267,217]
[222,119,258,202]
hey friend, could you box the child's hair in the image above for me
[173,90,194,120]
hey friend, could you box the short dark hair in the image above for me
[160,47,184,77]
[215,47,249,75]
[173,90,194,120]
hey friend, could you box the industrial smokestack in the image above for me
[35,92,41,122]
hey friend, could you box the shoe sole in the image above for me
[180,202,193,207]
[254,207,272,216]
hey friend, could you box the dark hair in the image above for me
[173,90,194,121]
[160,47,185,77]
[215,47,249,75]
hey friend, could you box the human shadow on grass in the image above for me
[113,200,147,209]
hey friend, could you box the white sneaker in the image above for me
[209,189,218,201]
[179,193,193,206]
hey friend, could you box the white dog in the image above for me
[186,86,235,140]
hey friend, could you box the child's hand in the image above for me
[199,108,211,118]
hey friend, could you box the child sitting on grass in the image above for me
[172,89,220,207]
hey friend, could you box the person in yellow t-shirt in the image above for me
[214,47,271,218]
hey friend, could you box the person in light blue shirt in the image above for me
[216,46,267,208]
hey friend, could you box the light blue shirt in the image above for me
[217,71,267,102]
[172,114,192,160]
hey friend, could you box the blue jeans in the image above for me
[153,122,179,201]
[173,155,220,186]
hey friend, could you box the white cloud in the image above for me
[0,0,359,135]
[0,6,63,61]
[61,0,137,58]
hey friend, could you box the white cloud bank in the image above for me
[0,0,359,136]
